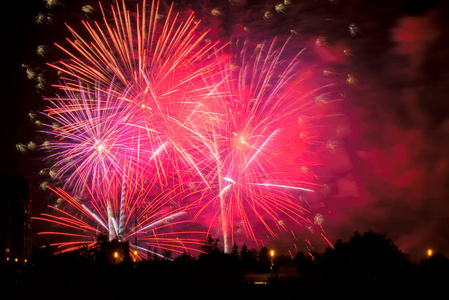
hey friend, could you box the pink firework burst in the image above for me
[190,38,341,252]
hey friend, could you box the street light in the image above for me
[114,251,118,266]
[270,250,275,274]
[427,249,433,257]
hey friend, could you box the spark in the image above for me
[223,177,236,184]
[36,44,49,57]
[349,23,360,37]
[81,5,95,15]
[275,4,287,14]
[44,0,59,9]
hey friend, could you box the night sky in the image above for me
[2,0,449,262]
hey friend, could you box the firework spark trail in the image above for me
[50,0,221,91]
[190,37,338,252]
[46,0,228,188]
[34,180,205,256]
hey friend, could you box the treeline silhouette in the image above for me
[3,231,448,299]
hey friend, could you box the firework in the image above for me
[189,38,340,252]
[36,79,207,257]
[35,0,225,257]
[46,0,227,187]
[49,0,223,98]
[40,80,144,194]
[34,181,204,257]
[31,0,343,256]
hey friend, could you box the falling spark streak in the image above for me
[223,177,235,184]
[149,141,168,162]
[218,184,233,198]
[241,129,278,174]
[321,232,334,249]
[134,211,186,234]
[250,183,315,193]
[81,204,108,230]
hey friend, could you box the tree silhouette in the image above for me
[418,253,449,297]
[232,242,239,256]
[317,231,412,298]
[257,246,271,272]
[200,235,222,255]
[240,243,258,272]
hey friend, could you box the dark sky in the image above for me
[2,0,449,261]
[320,0,449,261]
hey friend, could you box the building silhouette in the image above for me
[1,173,31,263]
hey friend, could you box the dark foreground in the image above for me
[3,232,449,299]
